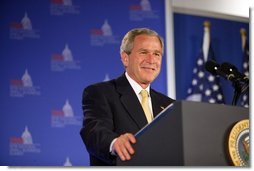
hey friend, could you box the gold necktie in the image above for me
[140,89,153,123]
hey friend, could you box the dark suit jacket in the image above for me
[80,74,175,166]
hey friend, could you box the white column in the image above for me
[165,0,176,98]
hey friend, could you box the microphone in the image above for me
[205,60,220,75]
[220,62,249,83]
[205,60,236,82]
[205,60,249,106]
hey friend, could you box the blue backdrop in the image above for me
[0,0,249,166]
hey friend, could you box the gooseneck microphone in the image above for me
[205,60,249,106]
[220,62,249,83]
[204,60,219,75]
[205,60,236,82]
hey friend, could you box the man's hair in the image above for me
[120,28,164,55]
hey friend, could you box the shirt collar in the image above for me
[125,72,150,97]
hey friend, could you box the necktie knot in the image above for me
[140,89,149,100]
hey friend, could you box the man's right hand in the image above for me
[112,133,136,161]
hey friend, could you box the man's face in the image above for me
[121,35,162,88]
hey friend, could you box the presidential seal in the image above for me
[228,119,249,166]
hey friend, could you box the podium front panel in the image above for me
[116,101,249,166]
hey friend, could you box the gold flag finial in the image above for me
[203,21,211,28]
[240,28,246,37]
[240,28,247,51]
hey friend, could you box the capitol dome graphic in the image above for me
[103,74,110,81]
[101,20,112,36]
[63,157,72,166]
[63,0,72,6]
[140,0,151,11]
[21,126,33,144]
[21,12,33,30]
[62,99,74,117]
[62,44,73,61]
[22,69,33,87]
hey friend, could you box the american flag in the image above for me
[186,21,225,104]
[186,45,225,104]
[240,31,249,107]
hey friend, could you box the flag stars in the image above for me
[186,40,225,104]
[243,94,247,101]
[209,98,216,103]
[193,68,198,74]
[213,84,219,91]
[199,84,203,91]
[192,79,198,85]
[187,88,192,94]
[241,41,249,107]
[198,71,204,78]
[217,94,223,100]
[243,62,248,69]
[208,75,215,82]
[205,89,211,96]
[197,59,203,66]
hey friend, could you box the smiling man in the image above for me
[80,28,175,166]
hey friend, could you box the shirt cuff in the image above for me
[109,138,118,156]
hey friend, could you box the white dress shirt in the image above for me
[110,72,154,154]
[125,72,153,115]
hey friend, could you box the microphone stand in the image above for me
[231,79,249,106]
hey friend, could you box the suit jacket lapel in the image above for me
[151,90,167,118]
[115,74,148,129]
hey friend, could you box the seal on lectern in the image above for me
[228,119,249,166]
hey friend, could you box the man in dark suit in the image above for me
[80,28,175,166]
